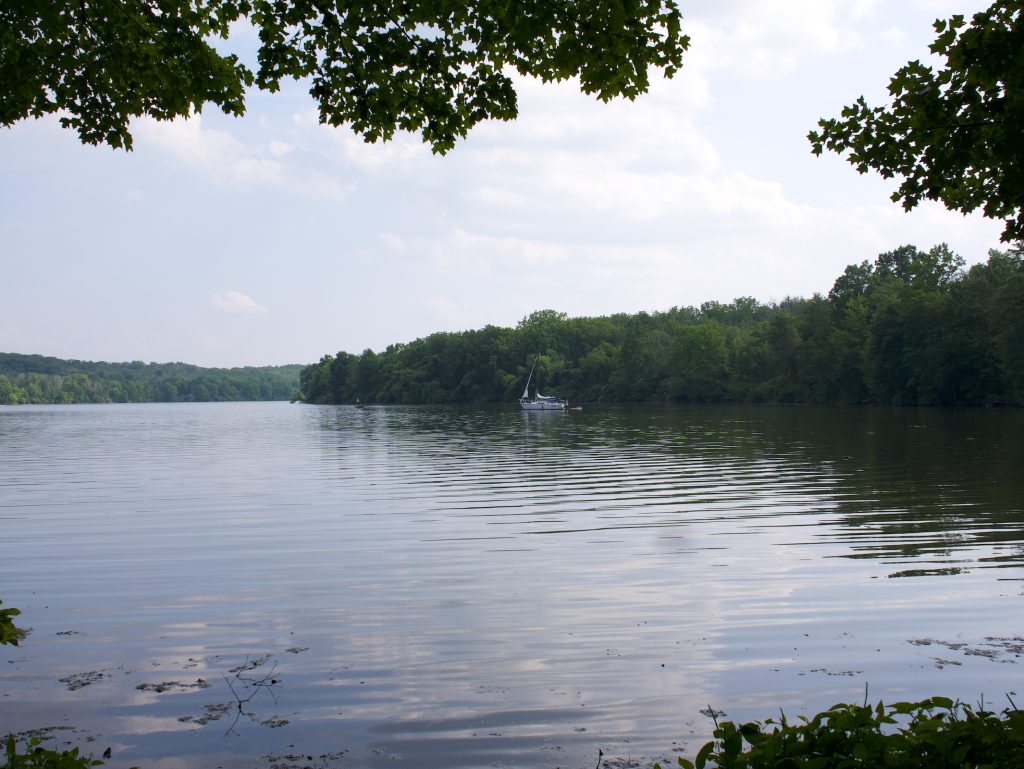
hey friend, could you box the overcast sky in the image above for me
[1,0,1003,368]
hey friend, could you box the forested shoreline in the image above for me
[300,244,1024,407]
[0,355,303,404]
[5,243,1021,409]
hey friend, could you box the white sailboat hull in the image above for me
[520,398,567,411]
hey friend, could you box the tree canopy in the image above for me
[810,2,1024,241]
[0,0,687,152]
[0,354,303,404]
[299,243,1024,408]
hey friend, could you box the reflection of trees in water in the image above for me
[730,406,1024,569]
[312,403,1024,569]
[533,405,1024,569]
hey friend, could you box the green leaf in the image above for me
[694,740,715,769]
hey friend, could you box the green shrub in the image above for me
[2,736,102,769]
[0,600,23,646]
[661,697,1024,769]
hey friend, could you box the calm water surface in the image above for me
[1,403,1022,768]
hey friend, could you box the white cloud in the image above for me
[685,1,874,80]
[471,72,712,156]
[0,324,54,354]
[198,334,232,354]
[444,77,720,230]
[465,185,533,210]
[422,296,460,322]
[268,140,291,157]
[138,114,285,185]
[135,114,351,201]
[430,229,571,275]
[880,25,907,44]
[325,119,435,175]
[378,232,408,252]
[211,291,268,315]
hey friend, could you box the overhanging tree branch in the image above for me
[810,1,1024,242]
[0,0,689,153]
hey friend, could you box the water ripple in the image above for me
[1,403,1022,769]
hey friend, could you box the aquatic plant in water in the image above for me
[658,696,1024,769]
[3,735,103,769]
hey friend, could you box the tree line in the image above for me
[0,355,303,405]
[300,244,1024,407]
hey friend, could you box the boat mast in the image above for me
[521,360,536,400]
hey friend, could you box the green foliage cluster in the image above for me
[3,735,102,769]
[661,697,1024,769]
[0,600,23,647]
[0,355,302,405]
[0,0,687,153]
[811,2,1024,241]
[301,244,1024,407]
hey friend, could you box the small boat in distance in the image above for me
[519,360,567,411]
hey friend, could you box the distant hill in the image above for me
[0,353,303,404]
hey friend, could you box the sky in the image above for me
[0,0,1005,368]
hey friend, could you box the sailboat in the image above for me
[519,360,567,411]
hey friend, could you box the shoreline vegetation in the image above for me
[3,244,1022,410]
[660,696,1024,769]
[299,244,1024,408]
[0,356,303,405]
[3,688,1022,769]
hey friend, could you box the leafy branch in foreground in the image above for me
[0,599,24,646]
[810,2,1024,241]
[3,734,102,769]
[1,0,688,153]
[659,696,1024,769]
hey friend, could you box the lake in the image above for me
[1,402,1022,768]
